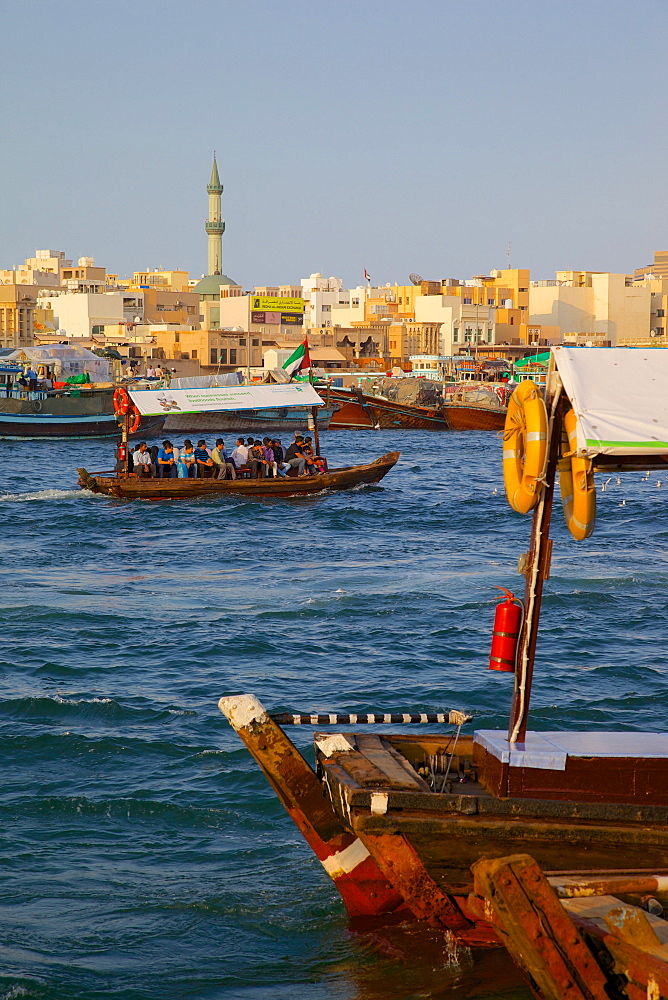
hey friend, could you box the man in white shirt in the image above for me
[146,366,156,378]
[133,441,153,476]
[230,437,249,469]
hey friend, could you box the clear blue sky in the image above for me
[2,0,667,289]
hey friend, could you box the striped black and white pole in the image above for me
[270,710,472,726]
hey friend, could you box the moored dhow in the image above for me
[0,383,162,440]
[218,347,668,946]
[441,382,510,431]
[327,384,450,430]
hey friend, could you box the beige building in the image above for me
[131,269,190,292]
[119,326,252,372]
[530,272,651,346]
[0,282,37,350]
[634,250,668,283]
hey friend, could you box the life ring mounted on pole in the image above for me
[113,386,130,416]
[502,380,549,514]
[128,405,141,435]
[558,407,596,540]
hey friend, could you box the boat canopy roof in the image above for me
[4,344,112,381]
[129,381,324,416]
[552,346,668,458]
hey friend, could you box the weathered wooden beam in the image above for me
[349,830,472,932]
[469,853,609,1000]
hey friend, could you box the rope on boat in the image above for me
[270,710,472,726]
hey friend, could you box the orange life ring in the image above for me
[113,386,130,416]
[502,380,549,514]
[128,405,141,435]
[559,407,596,540]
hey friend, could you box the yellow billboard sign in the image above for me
[250,296,304,313]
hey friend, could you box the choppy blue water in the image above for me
[1,430,667,999]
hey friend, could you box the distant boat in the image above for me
[0,386,163,440]
[163,404,336,433]
[441,383,509,431]
[327,386,450,431]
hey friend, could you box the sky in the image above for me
[2,0,667,289]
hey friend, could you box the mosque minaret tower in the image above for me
[205,154,225,276]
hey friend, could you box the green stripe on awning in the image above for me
[586,439,668,449]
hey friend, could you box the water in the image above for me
[1,430,666,999]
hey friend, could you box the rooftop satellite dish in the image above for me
[409,273,424,285]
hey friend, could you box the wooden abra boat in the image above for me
[470,853,668,999]
[327,386,449,430]
[441,384,508,431]
[77,452,400,499]
[218,348,668,947]
[77,381,400,499]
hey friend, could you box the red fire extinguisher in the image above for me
[117,442,127,466]
[489,587,523,672]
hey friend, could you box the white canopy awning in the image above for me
[553,346,668,457]
[128,382,324,416]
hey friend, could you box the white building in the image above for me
[40,290,144,338]
[329,284,390,328]
[300,273,349,330]
[414,294,495,354]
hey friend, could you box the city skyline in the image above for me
[2,0,667,288]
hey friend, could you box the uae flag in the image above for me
[282,338,311,377]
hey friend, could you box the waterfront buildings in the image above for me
[2,151,667,365]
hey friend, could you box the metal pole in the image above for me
[507,391,563,744]
[311,405,320,455]
[122,409,130,478]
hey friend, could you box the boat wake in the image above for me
[0,488,96,503]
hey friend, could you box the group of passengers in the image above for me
[130,433,326,480]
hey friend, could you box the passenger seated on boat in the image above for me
[212,439,236,480]
[247,440,269,479]
[271,439,288,478]
[149,445,159,473]
[195,440,214,478]
[17,376,29,390]
[302,437,318,474]
[133,441,153,476]
[181,440,197,478]
[231,438,249,472]
[157,440,177,478]
[262,437,278,478]
[283,437,307,477]
[312,457,326,475]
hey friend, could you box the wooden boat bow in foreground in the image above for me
[218,348,668,953]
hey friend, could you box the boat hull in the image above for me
[0,389,163,440]
[442,403,506,431]
[328,390,449,430]
[77,451,400,499]
[0,411,163,440]
[163,406,335,433]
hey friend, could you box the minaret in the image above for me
[205,154,225,275]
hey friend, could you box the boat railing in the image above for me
[2,389,48,401]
